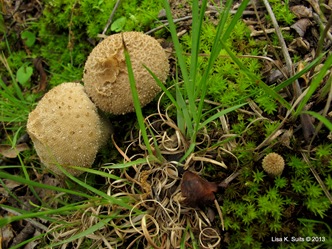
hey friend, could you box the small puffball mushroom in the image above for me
[27,83,111,176]
[83,31,169,114]
[262,152,285,176]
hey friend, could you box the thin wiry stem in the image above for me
[101,0,122,36]
[262,0,315,142]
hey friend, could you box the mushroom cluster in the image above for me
[83,31,169,114]
[27,83,111,176]
[27,32,169,177]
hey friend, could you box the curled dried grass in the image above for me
[47,96,241,248]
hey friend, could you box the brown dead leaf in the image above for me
[291,18,312,37]
[35,175,61,203]
[0,143,30,158]
[1,179,21,190]
[33,57,48,92]
[297,61,309,86]
[0,224,15,248]
[290,5,313,18]
[279,128,294,148]
[181,171,218,208]
[289,37,311,53]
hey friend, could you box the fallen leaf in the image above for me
[290,5,313,18]
[33,57,48,92]
[291,18,312,37]
[0,224,15,248]
[180,171,218,208]
[0,143,30,158]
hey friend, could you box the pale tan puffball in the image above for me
[27,83,111,176]
[83,31,169,115]
[262,152,285,176]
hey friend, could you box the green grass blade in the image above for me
[295,53,332,116]
[199,103,247,130]
[196,0,245,134]
[303,111,332,131]
[48,217,113,247]
[18,155,43,204]
[103,158,149,169]
[122,36,154,157]
[0,53,25,101]
[57,166,133,210]
[0,171,93,199]
[0,202,93,227]
[163,0,189,86]
[9,232,45,249]
[0,78,32,123]
[188,0,208,118]
[143,65,180,110]
[298,218,332,234]
[274,53,326,92]
[180,143,196,163]
[143,64,192,136]
[67,166,122,180]
[221,40,292,110]
[221,0,250,41]
[199,0,233,71]
[176,82,194,136]
[189,0,207,84]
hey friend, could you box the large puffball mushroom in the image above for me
[83,31,169,114]
[262,152,285,176]
[27,83,111,176]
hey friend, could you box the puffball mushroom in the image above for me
[262,152,285,176]
[83,31,169,114]
[27,83,111,176]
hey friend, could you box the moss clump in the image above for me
[29,0,164,87]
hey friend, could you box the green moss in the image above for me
[26,0,164,87]
[265,0,296,25]
[179,17,282,116]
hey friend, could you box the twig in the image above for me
[1,206,48,231]
[262,0,293,74]
[101,0,122,36]
[250,27,290,37]
[214,199,224,231]
[252,2,284,75]
[262,0,315,142]
[146,10,220,35]
[218,169,242,188]
[313,13,332,58]
[310,74,332,143]
[145,16,192,35]
[302,152,332,204]
[307,0,327,22]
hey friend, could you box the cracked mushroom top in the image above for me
[83,31,169,114]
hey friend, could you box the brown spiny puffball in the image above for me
[262,152,285,176]
[83,31,169,114]
[27,83,111,176]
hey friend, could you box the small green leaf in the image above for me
[16,65,33,86]
[111,17,127,32]
[21,31,36,47]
